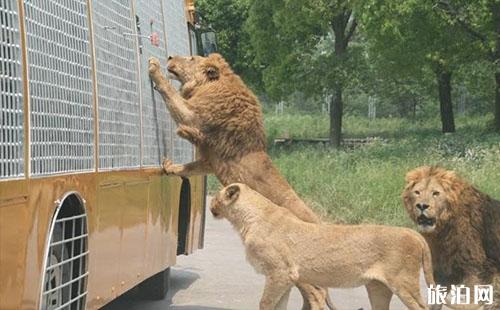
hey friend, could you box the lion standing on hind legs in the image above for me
[403,166,500,310]
[148,53,333,309]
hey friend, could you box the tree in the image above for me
[246,0,359,147]
[433,0,500,131]
[359,0,477,133]
[196,0,263,90]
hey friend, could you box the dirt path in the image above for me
[104,202,428,309]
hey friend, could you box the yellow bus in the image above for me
[0,1,206,309]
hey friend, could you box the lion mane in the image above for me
[402,166,499,288]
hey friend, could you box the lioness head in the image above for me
[210,183,242,219]
[166,53,230,85]
[402,166,461,234]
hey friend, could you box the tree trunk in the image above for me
[436,68,455,133]
[329,86,343,147]
[328,11,354,147]
[494,72,500,131]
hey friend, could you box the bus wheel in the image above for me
[137,267,171,300]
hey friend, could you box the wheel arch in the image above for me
[38,191,89,309]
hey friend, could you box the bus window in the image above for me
[163,0,194,165]
[0,1,24,179]
[24,0,94,176]
[201,31,218,56]
[134,0,174,167]
[91,1,141,170]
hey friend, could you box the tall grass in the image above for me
[209,113,500,226]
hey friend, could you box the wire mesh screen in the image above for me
[41,204,88,310]
[163,0,194,164]
[0,1,24,179]
[135,0,174,167]
[91,0,141,169]
[25,0,94,176]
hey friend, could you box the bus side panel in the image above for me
[164,176,183,263]
[186,175,205,254]
[86,170,179,309]
[87,178,123,307]
[144,175,164,278]
[118,178,150,295]
[143,175,180,279]
[0,181,30,310]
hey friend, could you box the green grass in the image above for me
[209,113,500,227]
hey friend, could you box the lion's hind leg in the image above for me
[387,279,428,310]
[366,280,393,310]
[297,283,329,310]
[260,275,293,310]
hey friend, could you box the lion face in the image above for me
[210,184,241,219]
[166,53,227,85]
[403,167,456,234]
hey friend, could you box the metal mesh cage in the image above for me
[163,0,194,164]
[135,0,174,167]
[91,0,141,170]
[40,195,88,310]
[0,0,24,179]
[24,0,94,176]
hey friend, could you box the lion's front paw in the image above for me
[176,125,201,143]
[162,158,180,175]
[148,57,161,75]
[176,126,190,140]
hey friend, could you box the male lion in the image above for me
[403,166,500,309]
[212,183,436,310]
[148,54,329,308]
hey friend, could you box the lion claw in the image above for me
[162,158,177,175]
[148,57,161,74]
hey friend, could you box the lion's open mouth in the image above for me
[417,214,436,228]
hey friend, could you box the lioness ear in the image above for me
[225,184,240,203]
[205,64,219,80]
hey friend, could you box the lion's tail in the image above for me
[419,235,435,287]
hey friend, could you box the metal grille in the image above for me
[0,1,24,179]
[135,0,173,166]
[91,0,141,169]
[24,0,94,176]
[41,199,88,310]
[164,0,194,164]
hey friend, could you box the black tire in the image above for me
[137,268,170,300]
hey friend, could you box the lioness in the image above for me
[211,183,436,310]
[148,54,329,308]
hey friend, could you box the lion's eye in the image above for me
[432,191,440,197]
[414,190,420,196]
[190,56,194,61]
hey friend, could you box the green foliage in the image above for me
[359,0,479,75]
[208,113,500,226]
[196,0,263,89]
[433,0,497,60]
[197,0,499,121]
[246,0,361,100]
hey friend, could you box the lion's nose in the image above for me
[416,203,429,211]
[168,56,173,60]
